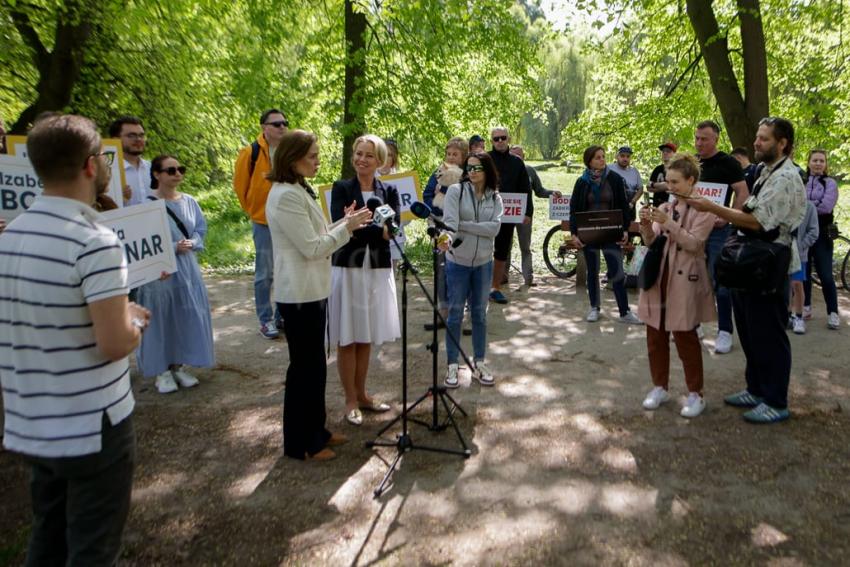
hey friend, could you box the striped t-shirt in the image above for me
[0,195,134,458]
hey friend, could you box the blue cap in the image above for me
[617,146,633,155]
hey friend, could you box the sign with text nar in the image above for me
[100,200,177,288]
[694,182,729,206]
[501,193,528,224]
[548,194,571,221]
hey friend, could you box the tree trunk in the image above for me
[341,0,368,179]
[686,0,766,153]
[9,0,98,134]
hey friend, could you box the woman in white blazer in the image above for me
[266,130,371,461]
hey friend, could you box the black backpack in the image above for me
[248,140,261,178]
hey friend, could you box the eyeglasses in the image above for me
[124,132,145,140]
[492,136,508,142]
[161,166,187,175]
[466,164,485,173]
[264,120,289,128]
[85,151,115,168]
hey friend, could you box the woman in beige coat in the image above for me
[638,153,716,418]
[266,130,371,461]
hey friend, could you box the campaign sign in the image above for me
[501,193,528,224]
[694,182,728,206]
[100,200,177,288]
[548,194,571,221]
[5,135,126,209]
[318,170,423,222]
[0,157,43,221]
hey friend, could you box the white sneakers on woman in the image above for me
[444,361,494,388]
[642,387,705,418]
[155,369,199,394]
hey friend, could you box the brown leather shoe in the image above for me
[306,448,336,461]
[327,432,348,447]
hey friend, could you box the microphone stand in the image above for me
[366,227,472,498]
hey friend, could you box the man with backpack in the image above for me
[233,108,289,339]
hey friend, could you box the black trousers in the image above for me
[279,300,332,459]
[731,286,792,409]
[25,414,135,567]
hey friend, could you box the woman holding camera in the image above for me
[329,135,401,426]
[266,130,372,461]
[439,152,504,387]
[638,154,716,418]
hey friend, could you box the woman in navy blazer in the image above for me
[329,135,401,426]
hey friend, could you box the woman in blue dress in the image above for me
[136,155,215,393]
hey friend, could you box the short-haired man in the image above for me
[234,108,289,339]
[509,144,561,286]
[108,116,149,206]
[731,146,759,191]
[1,114,150,564]
[608,146,644,208]
[647,141,677,207]
[694,120,749,354]
[488,127,532,304]
[689,117,806,423]
[468,134,486,154]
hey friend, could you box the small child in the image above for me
[789,201,819,334]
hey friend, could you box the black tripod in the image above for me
[366,232,473,498]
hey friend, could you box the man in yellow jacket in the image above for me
[233,108,289,339]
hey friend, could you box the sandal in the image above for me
[359,400,391,413]
[345,409,363,425]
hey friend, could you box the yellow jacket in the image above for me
[233,133,272,224]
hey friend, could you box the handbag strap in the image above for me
[148,195,190,239]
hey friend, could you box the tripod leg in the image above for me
[438,392,471,455]
[373,449,404,498]
[441,388,469,418]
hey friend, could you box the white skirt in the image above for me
[329,251,400,347]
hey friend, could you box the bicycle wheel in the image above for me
[543,224,578,279]
[835,235,850,291]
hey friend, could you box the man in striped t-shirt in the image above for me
[0,114,150,565]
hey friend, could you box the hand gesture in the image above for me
[128,302,151,332]
[552,191,563,198]
[345,205,372,233]
[176,239,194,253]
[639,207,652,225]
[650,207,669,224]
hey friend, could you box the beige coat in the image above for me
[266,181,350,304]
[637,199,717,331]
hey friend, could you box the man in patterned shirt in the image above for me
[688,117,806,424]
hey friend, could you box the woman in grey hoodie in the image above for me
[439,152,504,388]
[789,200,819,334]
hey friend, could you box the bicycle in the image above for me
[542,223,579,278]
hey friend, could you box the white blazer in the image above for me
[266,181,350,304]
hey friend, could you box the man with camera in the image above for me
[687,117,806,424]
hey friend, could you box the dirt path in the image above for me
[2,274,849,566]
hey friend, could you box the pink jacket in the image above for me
[637,199,716,331]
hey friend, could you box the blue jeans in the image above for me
[705,225,733,334]
[445,260,492,364]
[583,244,629,315]
[804,233,839,314]
[253,223,281,325]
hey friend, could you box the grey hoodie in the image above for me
[442,181,504,267]
[795,200,819,260]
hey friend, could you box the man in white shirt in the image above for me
[109,116,150,206]
[608,145,644,208]
[1,114,150,564]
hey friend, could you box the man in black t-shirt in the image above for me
[694,120,750,355]
[647,141,677,207]
[731,146,759,191]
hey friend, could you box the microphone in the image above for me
[410,201,454,233]
[367,197,399,235]
[366,196,383,212]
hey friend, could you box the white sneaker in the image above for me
[474,360,495,386]
[155,371,178,394]
[618,311,643,325]
[792,316,806,335]
[642,386,670,410]
[714,330,733,354]
[445,364,459,389]
[680,393,706,418]
[828,312,840,330]
[172,369,199,388]
[586,307,600,322]
[803,305,812,320]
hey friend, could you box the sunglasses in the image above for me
[466,164,485,173]
[161,166,187,175]
[264,120,289,128]
[492,136,508,142]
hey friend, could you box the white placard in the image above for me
[501,193,528,224]
[101,200,177,288]
[694,182,729,206]
[0,157,43,221]
[548,193,571,221]
[318,170,423,223]
[2,135,126,213]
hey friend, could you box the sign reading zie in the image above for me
[501,194,528,224]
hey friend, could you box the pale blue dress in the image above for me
[135,194,215,377]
